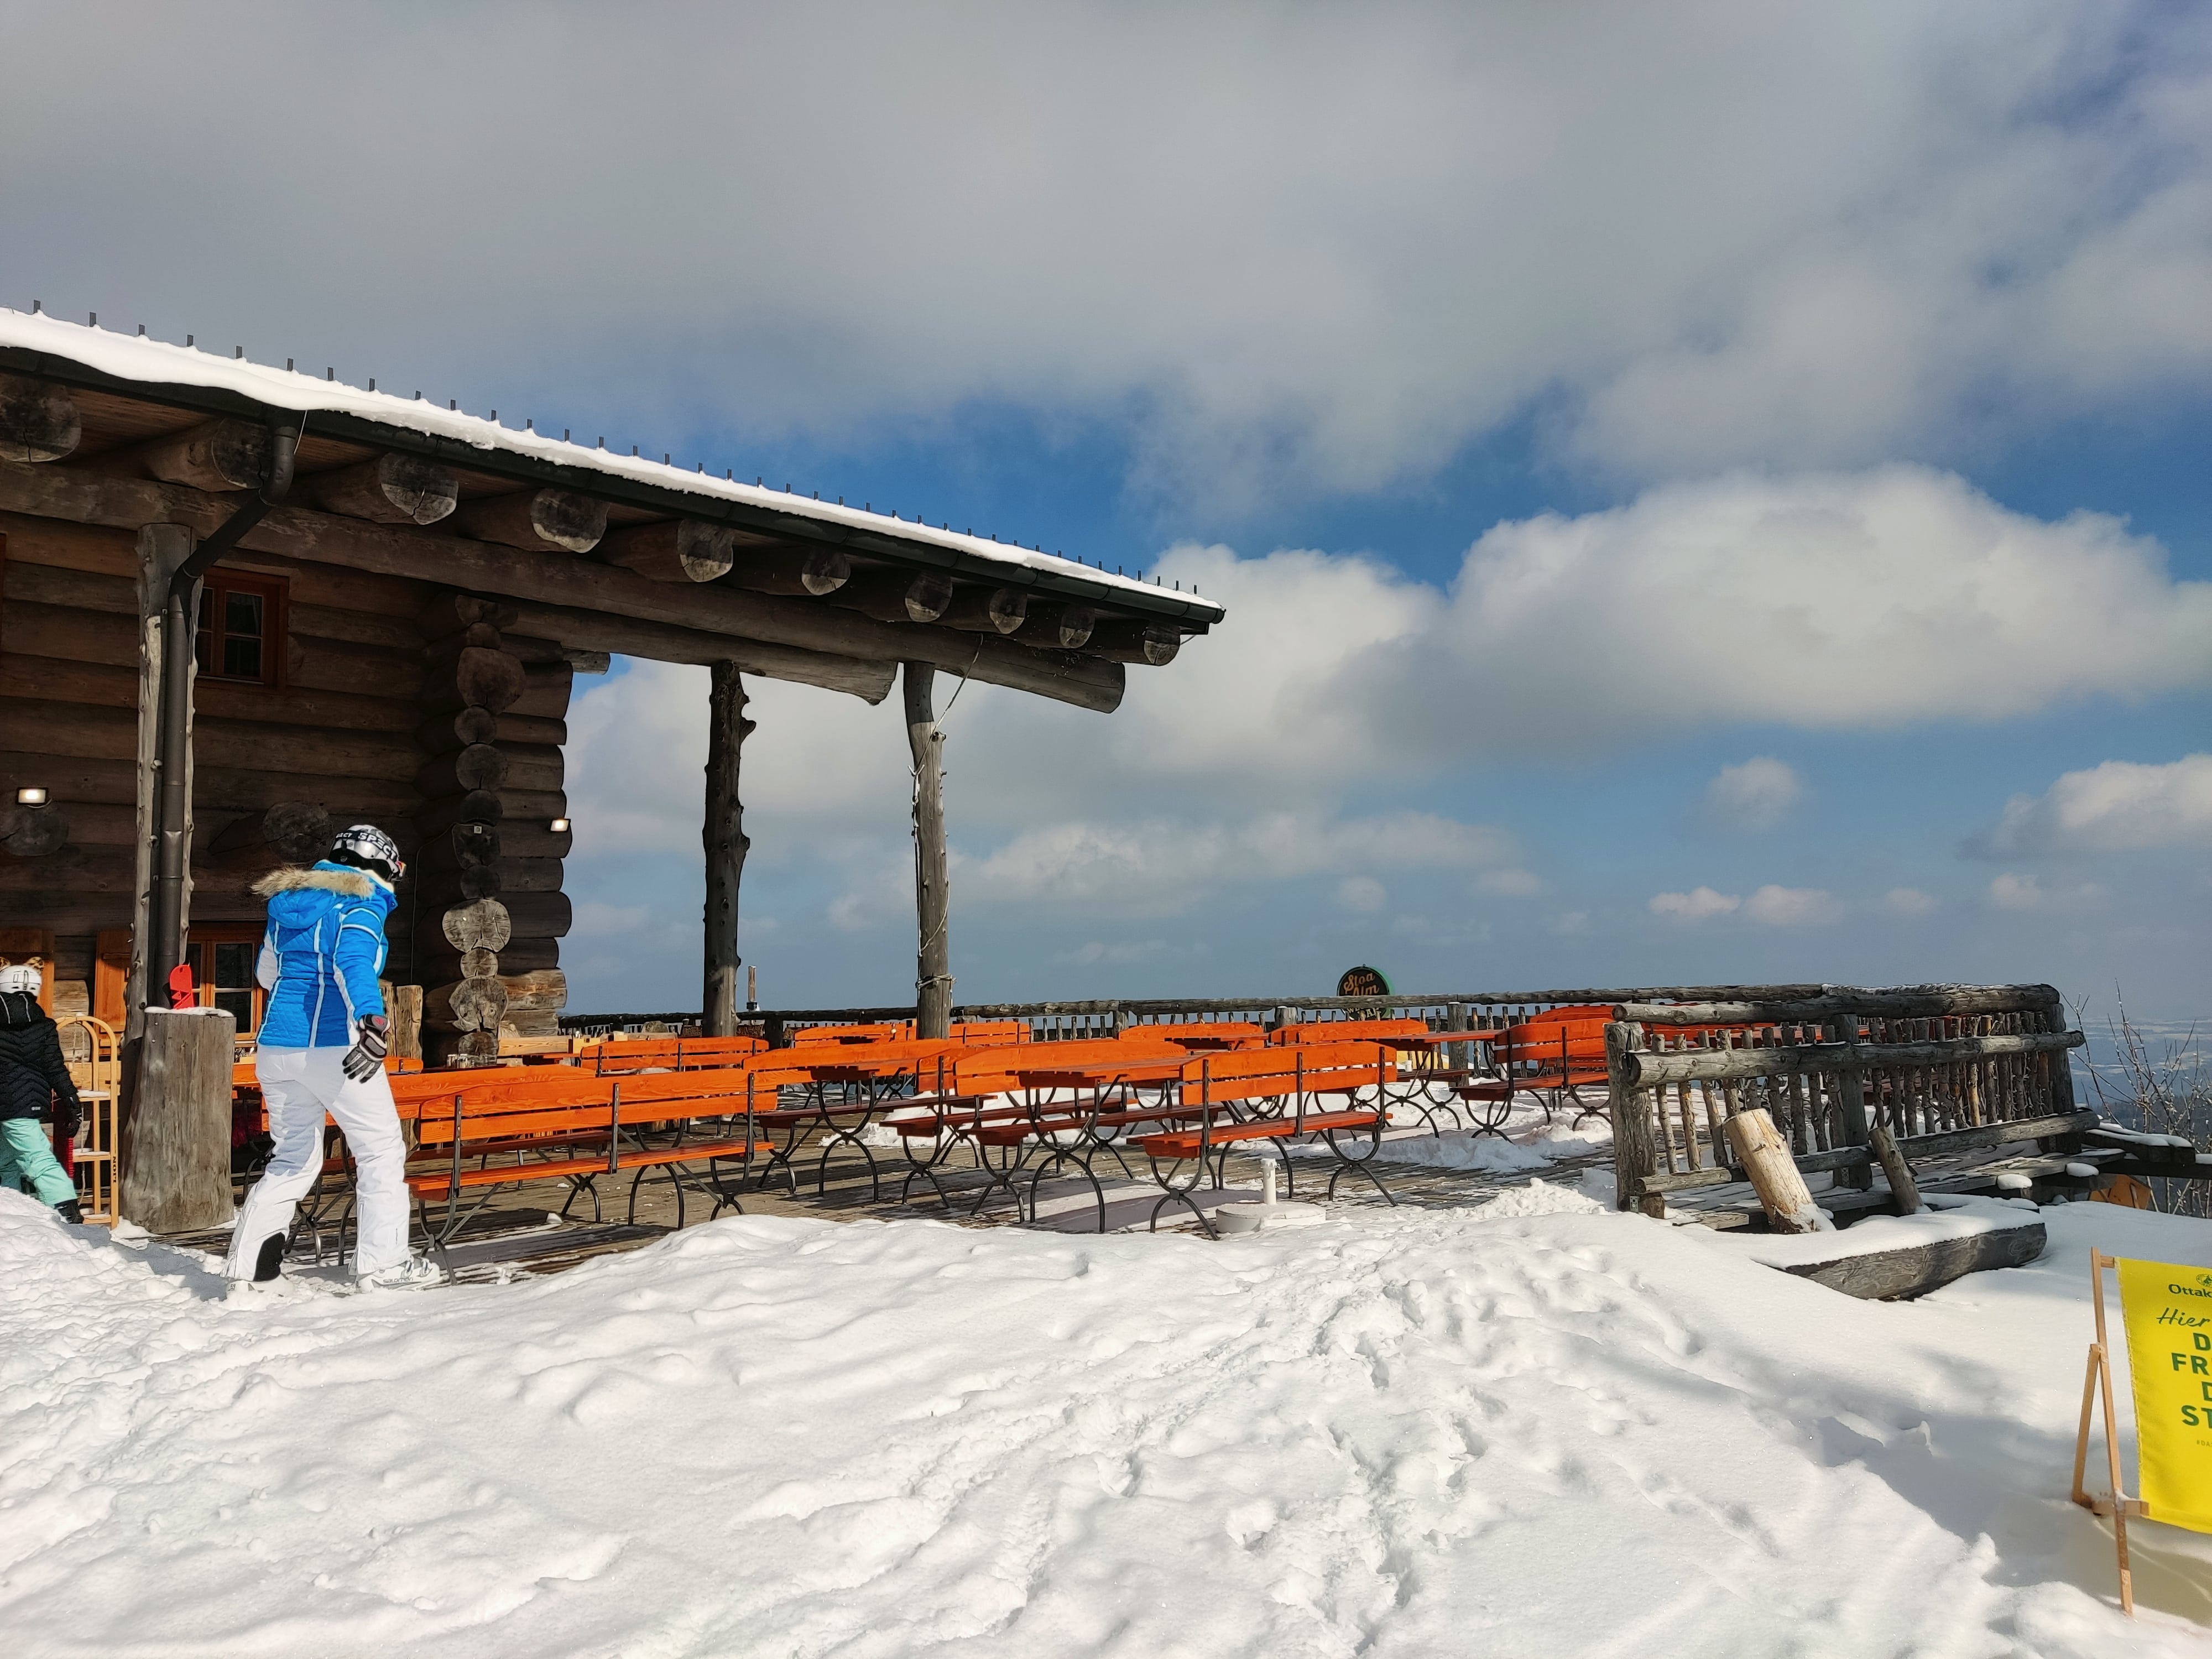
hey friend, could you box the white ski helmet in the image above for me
[331,823,404,882]
[0,964,41,996]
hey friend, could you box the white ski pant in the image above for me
[225,1046,410,1278]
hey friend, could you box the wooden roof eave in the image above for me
[0,343,1217,637]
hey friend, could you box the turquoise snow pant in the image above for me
[1,1117,77,1208]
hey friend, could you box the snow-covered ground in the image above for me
[5,1185,2210,1656]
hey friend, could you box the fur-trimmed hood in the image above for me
[252,862,382,900]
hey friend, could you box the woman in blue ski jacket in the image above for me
[225,824,446,1292]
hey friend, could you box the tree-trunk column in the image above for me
[904,661,952,1039]
[702,662,753,1037]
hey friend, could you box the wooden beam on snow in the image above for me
[0,461,1126,712]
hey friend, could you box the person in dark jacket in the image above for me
[0,963,85,1223]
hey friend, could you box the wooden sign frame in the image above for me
[2072,1248,2142,1616]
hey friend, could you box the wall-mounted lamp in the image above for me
[549,817,571,834]
[14,786,49,806]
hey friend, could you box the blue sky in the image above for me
[7,2,2208,1021]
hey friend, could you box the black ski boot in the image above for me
[253,1234,285,1282]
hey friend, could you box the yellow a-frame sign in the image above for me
[2074,1249,2212,1617]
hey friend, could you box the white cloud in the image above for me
[1650,884,1840,925]
[932,469,2212,817]
[10,6,2210,508]
[1706,758,1802,831]
[1057,940,1189,968]
[1336,877,1389,914]
[1987,872,2105,912]
[1651,887,1741,922]
[958,811,1511,919]
[1477,868,1546,898]
[1743,885,1842,926]
[1975,754,2212,856]
[1883,888,1939,916]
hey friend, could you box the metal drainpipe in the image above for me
[146,422,301,1003]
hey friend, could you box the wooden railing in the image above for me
[1604,985,2085,1215]
[562,984,1830,1043]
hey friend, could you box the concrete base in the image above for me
[1215,1201,1327,1234]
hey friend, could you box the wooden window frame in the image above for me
[195,567,289,689]
[187,922,268,1037]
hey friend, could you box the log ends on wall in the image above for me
[839,569,953,626]
[1087,620,1182,666]
[203,801,332,871]
[727,544,849,598]
[307,453,460,526]
[939,585,1029,635]
[0,459,1134,713]
[0,802,71,857]
[603,520,735,584]
[1016,602,1097,651]
[456,487,608,554]
[0,374,80,465]
[137,418,270,492]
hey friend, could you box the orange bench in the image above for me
[883,1032,1193,1212]
[584,1034,769,1074]
[408,1064,771,1250]
[1267,1017,1431,1046]
[1138,1021,1267,1051]
[1494,1005,1614,1125]
[1135,1042,1397,1235]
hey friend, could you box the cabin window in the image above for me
[194,570,287,687]
[186,924,267,1036]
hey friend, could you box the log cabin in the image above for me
[0,309,1222,1064]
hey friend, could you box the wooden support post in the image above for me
[1828,1016,1872,1190]
[121,1006,235,1232]
[388,983,424,1062]
[1606,1021,1663,1217]
[1869,1123,1922,1215]
[702,662,753,1038]
[904,661,952,1040]
[127,524,194,1043]
[1725,1107,1830,1233]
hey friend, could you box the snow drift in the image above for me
[3,1188,2210,1655]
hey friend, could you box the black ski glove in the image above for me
[51,1097,82,1140]
[342,1014,390,1082]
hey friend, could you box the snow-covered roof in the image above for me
[0,306,1223,625]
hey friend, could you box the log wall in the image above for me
[0,515,569,1037]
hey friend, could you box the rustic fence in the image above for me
[562,983,1829,1041]
[1605,984,2085,1216]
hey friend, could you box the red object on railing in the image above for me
[167,963,196,1010]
